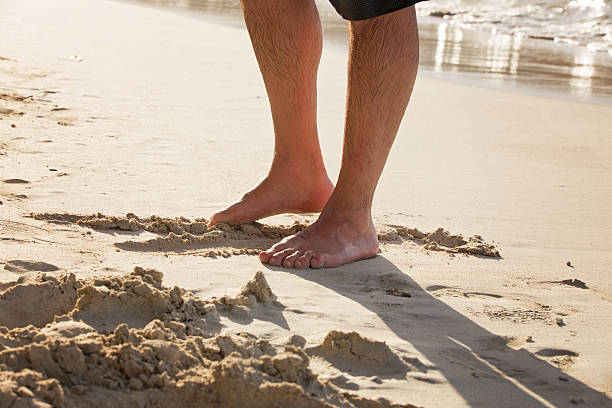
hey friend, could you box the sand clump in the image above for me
[378,226,500,257]
[0,274,79,329]
[314,331,400,365]
[0,268,415,408]
[308,331,411,378]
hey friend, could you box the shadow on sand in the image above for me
[264,256,610,408]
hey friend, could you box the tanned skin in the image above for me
[210,1,419,269]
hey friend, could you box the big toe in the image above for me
[208,213,222,228]
[259,245,286,264]
[259,250,272,263]
[259,237,294,264]
[209,200,251,227]
[208,207,233,227]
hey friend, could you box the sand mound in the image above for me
[378,226,500,257]
[0,274,79,329]
[31,212,499,258]
[0,268,414,408]
[31,213,309,257]
[31,212,306,240]
[308,331,410,378]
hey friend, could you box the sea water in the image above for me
[124,0,612,104]
[415,0,612,53]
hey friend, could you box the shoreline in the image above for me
[417,66,612,108]
[119,0,612,106]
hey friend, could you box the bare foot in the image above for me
[259,209,379,268]
[208,163,333,227]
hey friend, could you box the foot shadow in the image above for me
[265,256,610,407]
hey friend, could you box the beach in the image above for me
[1,0,611,406]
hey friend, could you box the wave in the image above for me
[414,0,612,53]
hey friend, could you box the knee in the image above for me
[349,6,416,33]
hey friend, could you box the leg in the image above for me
[209,0,333,227]
[261,6,419,268]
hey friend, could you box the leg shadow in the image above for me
[265,256,610,408]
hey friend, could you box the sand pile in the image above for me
[31,212,306,240]
[308,331,412,378]
[31,212,309,257]
[378,226,500,257]
[0,267,415,408]
[0,274,79,329]
[31,212,500,258]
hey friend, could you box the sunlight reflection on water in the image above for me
[124,0,612,104]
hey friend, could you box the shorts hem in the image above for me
[329,0,425,21]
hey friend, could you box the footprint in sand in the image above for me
[536,348,579,369]
[476,334,535,351]
[2,178,30,184]
[482,305,553,324]
[5,194,28,202]
[0,108,25,116]
[4,260,60,274]
[535,348,579,358]
[553,279,589,289]
[384,288,412,298]
[426,285,503,299]
[357,273,415,298]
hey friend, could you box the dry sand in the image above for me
[28,212,500,258]
[0,268,414,407]
[1,0,612,407]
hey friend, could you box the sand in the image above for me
[0,268,417,407]
[28,212,500,258]
[1,0,611,407]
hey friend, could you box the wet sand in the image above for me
[1,0,612,407]
[124,0,612,105]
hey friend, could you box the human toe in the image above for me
[310,252,327,269]
[207,211,225,228]
[259,250,272,263]
[282,251,302,268]
[294,252,313,269]
[259,240,291,263]
[268,248,297,266]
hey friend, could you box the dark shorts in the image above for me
[329,0,426,21]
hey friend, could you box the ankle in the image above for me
[319,205,374,233]
[269,156,329,182]
[324,189,373,215]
